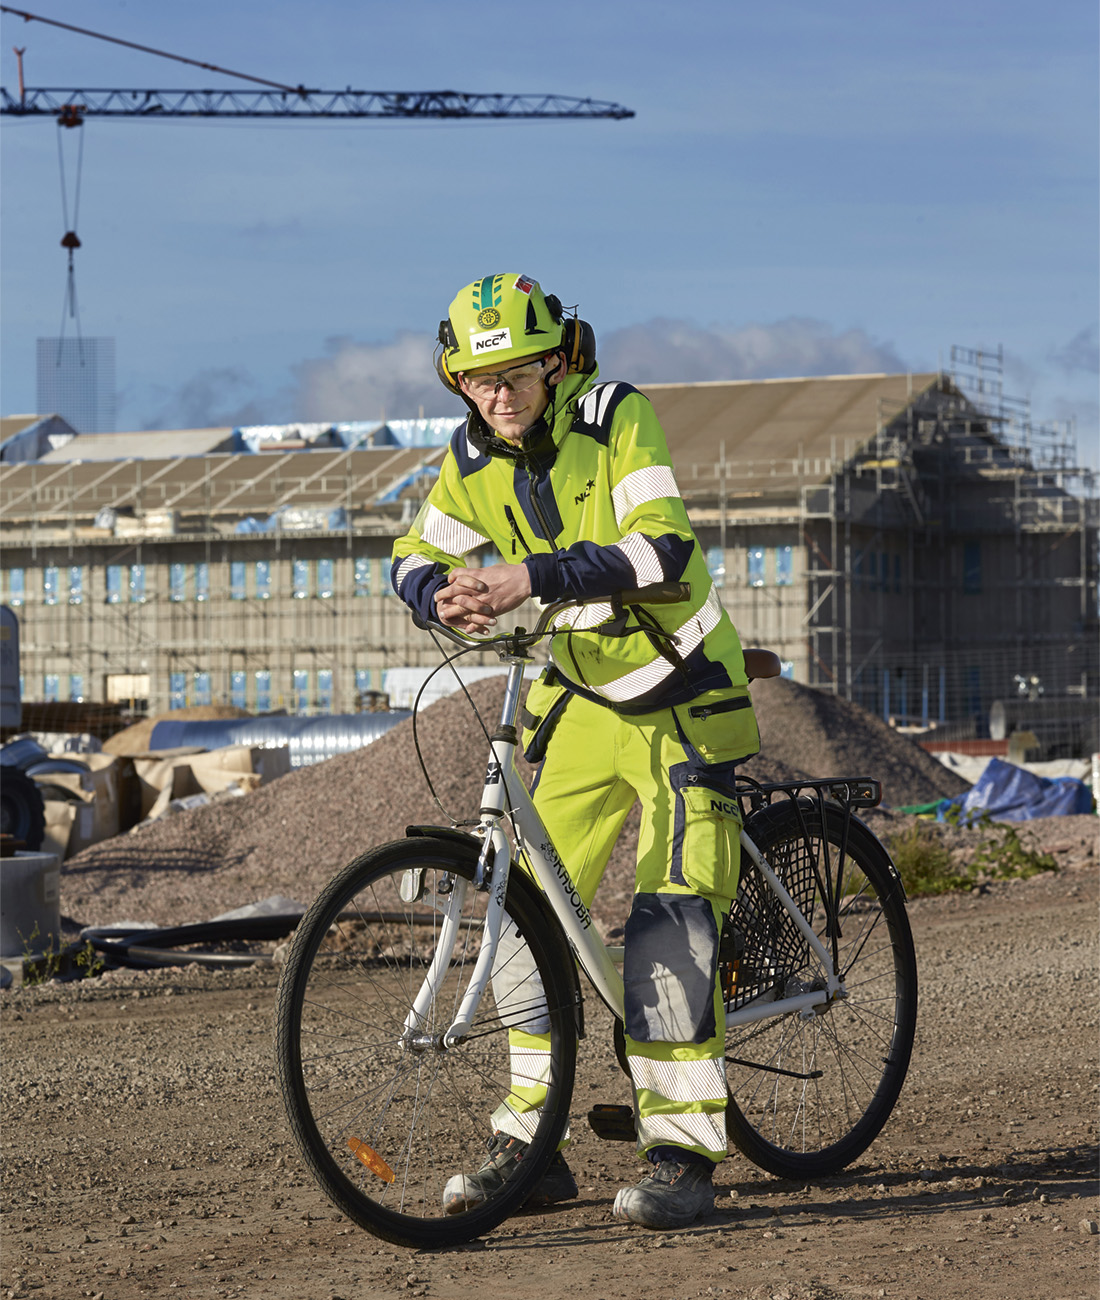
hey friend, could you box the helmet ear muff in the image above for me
[436,318,461,392]
[562,318,597,374]
[435,348,460,393]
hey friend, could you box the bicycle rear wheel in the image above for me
[275,834,578,1248]
[723,799,917,1179]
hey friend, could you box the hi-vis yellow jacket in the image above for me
[391,368,749,713]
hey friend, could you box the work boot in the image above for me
[442,1132,578,1215]
[612,1157,715,1229]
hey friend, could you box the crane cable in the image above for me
[0,5,307,94]
[54,109,83,356]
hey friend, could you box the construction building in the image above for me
[2,355,1096,755]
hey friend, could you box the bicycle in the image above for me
[274,581,918,1249]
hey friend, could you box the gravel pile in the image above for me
[61,675,971,934]
[744,674,970,808]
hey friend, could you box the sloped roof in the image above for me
[1,373,958,523]
[1,415,46,442]
[0,445,448,522]
[36,428,237,462]
[640,372,943,486]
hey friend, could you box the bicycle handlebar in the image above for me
[412,580,691,655]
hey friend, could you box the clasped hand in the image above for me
[433,564,533,634]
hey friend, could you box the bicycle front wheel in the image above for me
[723,799,917,1179]
[274,835,578,1249]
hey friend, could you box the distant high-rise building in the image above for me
[36,337,116,433]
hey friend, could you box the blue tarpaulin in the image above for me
[937,757,1094,823]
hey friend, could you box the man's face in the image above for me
[459,352,564,443]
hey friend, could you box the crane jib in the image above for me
[0,88,636,120]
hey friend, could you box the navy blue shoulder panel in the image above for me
[451,418,492,478]
[570,381,646,446]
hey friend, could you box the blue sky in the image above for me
[1,0,1097,467]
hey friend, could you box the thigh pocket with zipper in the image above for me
[679,691,760,765]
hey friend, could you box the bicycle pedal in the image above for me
[587,1103,636,1142]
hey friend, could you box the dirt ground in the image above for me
[2,856,1098,1300]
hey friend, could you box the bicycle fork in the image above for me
[401,662,529,1050]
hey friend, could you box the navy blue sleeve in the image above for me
[523,532,693,601]
[393,557,449,623]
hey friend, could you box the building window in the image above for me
[105,565,123,604]
[169,562,186,602]
[894,553,902,594]
[69,673,84,701]
[230,560,247,601]
[963,541,981,595]
[192,672,212,706]
[292,559,310,599]
[169,672,187,709]
[380,558,394,595]
[5,568,25,606]
[292,668,309,712]
[965,664,982,717]
[317,668,333,711]
[129,563,147,603]
[355,668,372,706]
[68,565,84,605]
[43,566,60,605]
[317,558,334,599]
[354,557,371,597]
[255,669,271,712]
[775,545,793,587]
[255,560,271,600]
[747,548,765,588]
[705,546,725,588]
[230,670,247,709]
[43,673,60,702]
[195,562,210,602]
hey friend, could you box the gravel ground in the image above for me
[1,855,1096,1300]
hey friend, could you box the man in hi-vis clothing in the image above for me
[391,274,759,1230]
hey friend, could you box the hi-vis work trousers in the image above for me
[493,687,759,1165]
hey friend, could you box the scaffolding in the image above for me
[2,366,1096,753]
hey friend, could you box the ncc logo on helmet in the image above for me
[472,328,512,353]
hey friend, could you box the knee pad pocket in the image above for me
[623,893,719,1045]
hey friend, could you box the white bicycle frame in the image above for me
[405,651,844,1048]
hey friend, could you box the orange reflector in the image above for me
[347,1137,395,1183]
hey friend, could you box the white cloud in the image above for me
[139,368,271,431]
[597,317,907,384]
[292,333,465,423]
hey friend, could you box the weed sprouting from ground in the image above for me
[888,819,1058,897]
[888,823,970,896]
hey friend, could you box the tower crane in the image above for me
[1,5,632,365]
[0,6,635,123]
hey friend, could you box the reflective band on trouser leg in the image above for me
[488,921,571,1144]
[491,1031,555,1142]
[629,1052,728,1163]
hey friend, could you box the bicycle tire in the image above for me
[723,798,917,1179]
[274,835,579,1249]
